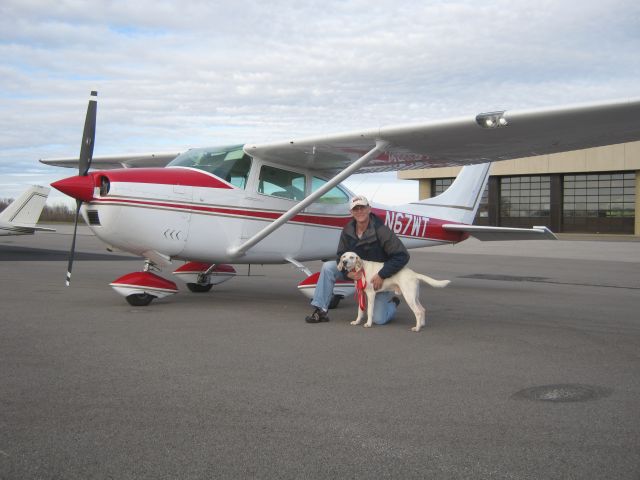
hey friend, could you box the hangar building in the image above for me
[400,141,639,235]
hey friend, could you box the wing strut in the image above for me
[227,140,389,258]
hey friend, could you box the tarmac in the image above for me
[1,226,639,479]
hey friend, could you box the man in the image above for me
[305,195,409,324]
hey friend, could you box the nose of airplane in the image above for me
[51,175,95,202]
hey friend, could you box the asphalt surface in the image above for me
[1,228,639,479]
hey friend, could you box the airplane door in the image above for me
[240,163,306,260]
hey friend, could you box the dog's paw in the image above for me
[411,326,421,332]
[350,320,361,325]
[364,323,373,328]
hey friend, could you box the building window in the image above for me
[433,178,453,196]
[563,172,635,219]
[477,183,489,219]
[432,177,489,220]
[500,176,551,218]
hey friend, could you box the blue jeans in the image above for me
[311,261,397,325]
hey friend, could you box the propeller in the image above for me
[65,90,97,286]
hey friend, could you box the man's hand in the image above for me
[347,271,363,281]
[347,271,382,290]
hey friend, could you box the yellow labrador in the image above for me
[338,252,450,332]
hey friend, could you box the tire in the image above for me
[328,294,343,309]
[125,293,156,306]
[187,283,213,293]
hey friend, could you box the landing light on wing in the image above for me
[476,111,508,129]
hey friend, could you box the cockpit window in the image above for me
[167,145,252,189]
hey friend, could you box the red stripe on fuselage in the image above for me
[93,196,352,228]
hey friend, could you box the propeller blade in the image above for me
[66,90,97,286]
[79,91,98,176]
[65,200,83,286]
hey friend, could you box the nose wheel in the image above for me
[125,293,157,306]
[110,270,178,306]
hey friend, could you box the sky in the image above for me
[1,0,639,207]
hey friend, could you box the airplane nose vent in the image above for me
[87,210,101,225]
[99,176,110,196]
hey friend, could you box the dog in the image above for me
[338,252,450,332]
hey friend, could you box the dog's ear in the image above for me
[355,257,363,272]
[337,258,344,271]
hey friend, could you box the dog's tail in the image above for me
[416,274,450,288]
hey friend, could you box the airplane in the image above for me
[0,185,55,236]
[42,92,640,306]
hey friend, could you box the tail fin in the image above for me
[0,185,50,225]
[411,162,490,224]
[416,274,450,288]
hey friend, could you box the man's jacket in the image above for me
[336,213,409,279]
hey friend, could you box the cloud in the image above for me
[0,0,639,201]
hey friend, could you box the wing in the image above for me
[40,152,182,169]
[443,224,557,241]
[40,98,640,174]
[9,224,56,232]
[244,97,640,174]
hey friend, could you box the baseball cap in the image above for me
[350,195,369,210]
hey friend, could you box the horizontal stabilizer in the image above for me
[443,224,557,241]
[11,224,55,232]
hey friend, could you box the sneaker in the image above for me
[305,307,330,323]
[390,297,401,307]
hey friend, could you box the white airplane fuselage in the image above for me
[64,165,464,265]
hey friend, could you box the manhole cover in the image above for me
[512,384,612,402]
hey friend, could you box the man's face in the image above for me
[350,204,370,222]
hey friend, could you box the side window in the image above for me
[258,165,306,201]
[312,177,349,204]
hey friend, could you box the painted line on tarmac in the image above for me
[460,273,640,290]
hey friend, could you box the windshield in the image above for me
[167,145,251,189]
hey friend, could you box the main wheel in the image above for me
[187,283,213,293]
[328,294,343,309]
[125,293,156,306]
